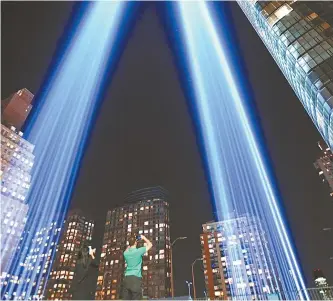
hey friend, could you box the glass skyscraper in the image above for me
[1,88,35,275]
[238,1,333,149]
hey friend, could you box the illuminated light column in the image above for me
[237,1,333,149]
[174,2,308,299]
[2,2,130,298]
[0,221,61,300]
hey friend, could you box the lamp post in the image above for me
[191,258,203,300]
[171,236,187,298]
[186,281,193,300]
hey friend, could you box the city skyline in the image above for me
[1,1,333,298]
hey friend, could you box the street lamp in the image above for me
[171,236,187,246]
[192,258,203,300]
[171,236,187,298]
[186,281,193,300]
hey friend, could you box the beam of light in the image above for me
[1,2,129,299]
[174,2,309,300]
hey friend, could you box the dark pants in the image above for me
[122,275,142,300]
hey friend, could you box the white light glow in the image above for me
[176,2,308,299]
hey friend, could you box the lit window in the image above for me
[144,221,149,225]
[308,12,318,20]
[143,266,148,270]
[268,4,293,27]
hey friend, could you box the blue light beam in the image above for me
[3,2,129,298]
[175,2,308,300]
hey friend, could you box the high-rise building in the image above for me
[0,124,35,274]
[238,1,333,149]
[313,269,333,300]
[45,210,94,300]
[201,216,280,300]
[314,141,333,196]
[1,88,34,131]
[95,186,171,300]
[0,221,62,300]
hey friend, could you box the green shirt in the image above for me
[124,246,147,278]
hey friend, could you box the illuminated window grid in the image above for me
[201,217,278,300]
[96,194,170,300]
[45,212,94,300]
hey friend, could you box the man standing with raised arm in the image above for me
[122,234,152,300]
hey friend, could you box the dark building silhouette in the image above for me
[1,88,33,131]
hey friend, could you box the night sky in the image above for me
[2,1,333,298]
